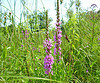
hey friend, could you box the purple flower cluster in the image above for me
[25,30,29,37]
[33,47,36,50]
[43,38,53,50]
[22,30,24,35]
[43,38,54,75]
[44,54,54,75]
[54,22,62,56]
[21,30,29,38]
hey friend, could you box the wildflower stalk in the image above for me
[46,10,49,40]
[90,4,97,49]
[53,0,62,79]
[43,10,54,76]
[54,0,62,61]
[56,0,59,59]
[26,15,30,79]
[22,29,31,81]
[92,11,95,43]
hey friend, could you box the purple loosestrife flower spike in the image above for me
[54,0,62,60]
[43,10,54,75]
[44,54,54,74]
[43,38,54,75]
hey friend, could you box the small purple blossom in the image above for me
[57,33,62,39]
[54,35,56,41]
[22,30,24,35]
[59,52,61,55]
[58,47,61,50]
[58,29,62,33]
[21,45,23,48]
[98,38,100,44]
[56,22,61,26]
[51,71,53,75]
[43,39,48,48]
[54,47,57,55]
[22,30,24,33]
[25,30,28,33]
[45,50,48,53]
[59,56,62,59]
[86,69,88,73]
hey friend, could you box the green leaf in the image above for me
[0,76,66,83]
[90,60,96,68]
[3,45,7,59]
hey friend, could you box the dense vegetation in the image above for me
[0,0,100,83]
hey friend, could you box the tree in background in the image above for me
[28,11,52,32]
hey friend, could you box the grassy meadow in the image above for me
[0,0,100,83]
